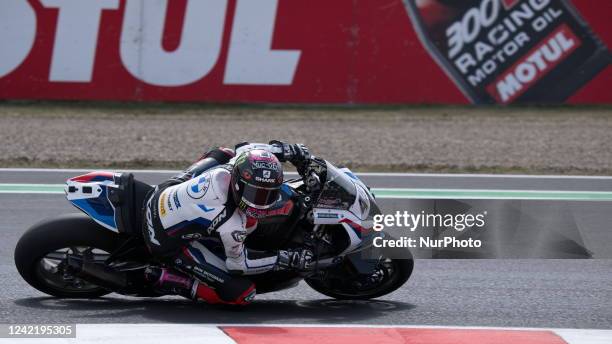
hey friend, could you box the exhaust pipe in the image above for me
[66,255,128,290]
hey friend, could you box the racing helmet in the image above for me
[231,149,283,218]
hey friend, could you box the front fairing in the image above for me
[311,162,382,257]
[313,162,380,226]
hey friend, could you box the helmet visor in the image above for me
[240,183,280,209]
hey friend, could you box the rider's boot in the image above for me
[144,267,193,299]
[144,266,254,305]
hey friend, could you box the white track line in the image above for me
[0,324,234,344]
[1,168,611,179]
[117,323,609,331]
[1,324,610,344]
[556,329,612,344]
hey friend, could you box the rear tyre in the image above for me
[14,213,119,298]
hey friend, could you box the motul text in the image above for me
[0,0,300,86]
[488,24,580,103]
[404,0,610,104]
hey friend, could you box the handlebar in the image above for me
[305,170,320,191]
[294,157,325,212]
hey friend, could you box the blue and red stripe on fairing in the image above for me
[70,185,117,230]
[69,171,115,183]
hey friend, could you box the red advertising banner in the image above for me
[0,0,610,104]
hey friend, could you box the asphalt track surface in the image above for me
[0,169,611,329]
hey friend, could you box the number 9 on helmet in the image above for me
[231,149,284,218]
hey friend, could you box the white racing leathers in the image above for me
[145,158,279,276]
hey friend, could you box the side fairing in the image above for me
[312,166,381,255]
[65,172,120,232]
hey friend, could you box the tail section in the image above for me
[65,172,121,232]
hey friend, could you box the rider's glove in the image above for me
[269,141,311,165]
[277,248,314,271]
[290,144,310,164]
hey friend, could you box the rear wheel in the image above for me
[305,255,413,300]
[14,213,119,298]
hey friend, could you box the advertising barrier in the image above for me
[0,0,610,104]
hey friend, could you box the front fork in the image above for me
[304,227,385,279]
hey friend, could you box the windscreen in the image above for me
[314,162,357,210]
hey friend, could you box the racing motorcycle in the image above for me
[14,158,413,301]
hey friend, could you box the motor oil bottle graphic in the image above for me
[403,0,611,104]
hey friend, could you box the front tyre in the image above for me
[14,213,119,298]
[305,256,414,300]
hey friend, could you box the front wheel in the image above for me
[305,255,414,300]
[14,213,120,298]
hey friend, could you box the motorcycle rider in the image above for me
[142,141,314,305]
